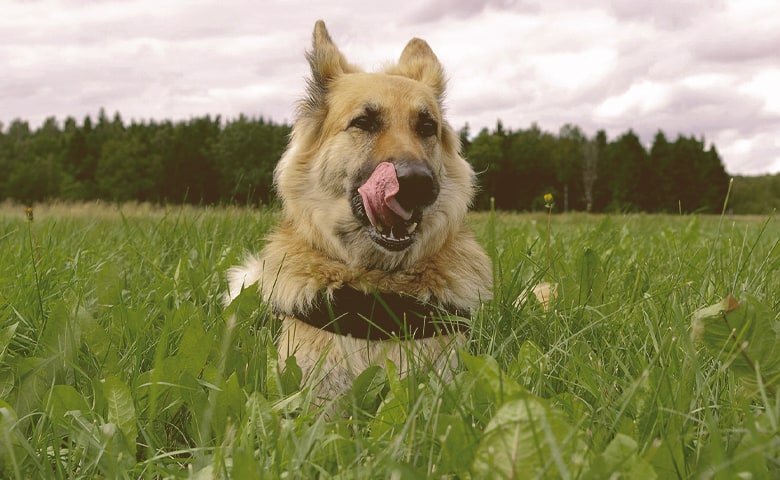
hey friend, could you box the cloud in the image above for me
[1,0,779,174]
[717,131,780,175]
[694,32,780,64]
[406,0,538,23]
[606,0,727,29]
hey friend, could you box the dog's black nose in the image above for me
[394,162,438,211]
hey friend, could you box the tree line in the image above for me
[464,121,731,213]
[727,174,780,214]
[0,110,289,206]
[0,110,753,213]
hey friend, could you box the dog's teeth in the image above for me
[408,222,418,233]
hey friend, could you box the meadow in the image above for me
[0,203,778,478]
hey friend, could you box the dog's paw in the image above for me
[224,257,264,306]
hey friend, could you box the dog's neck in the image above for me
[279,285,469,340]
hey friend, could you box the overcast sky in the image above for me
[3,0,779,174]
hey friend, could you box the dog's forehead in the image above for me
[331,73,440,116]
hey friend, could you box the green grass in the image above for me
[1,203,778,478]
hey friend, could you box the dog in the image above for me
[226,21,492,399]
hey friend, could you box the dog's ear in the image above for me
[303,21,356,115]
[396,38,446,98]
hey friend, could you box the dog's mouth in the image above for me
[350,162,428,252]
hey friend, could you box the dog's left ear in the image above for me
[396,38,446,98]
[301,21,359,117]
[307,20,355,88]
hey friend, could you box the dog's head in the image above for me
[275,21,475,269]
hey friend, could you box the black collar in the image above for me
[282,286,470,340]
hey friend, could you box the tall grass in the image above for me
[0,203,778,478]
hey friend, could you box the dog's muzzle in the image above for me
[352,160,439,251]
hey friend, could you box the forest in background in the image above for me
[0,109,775,214]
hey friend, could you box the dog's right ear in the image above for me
[303,21,356,115]
[396,38,446,99]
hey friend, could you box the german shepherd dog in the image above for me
[226,21,492,398]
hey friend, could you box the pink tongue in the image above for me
[357,162,412,229]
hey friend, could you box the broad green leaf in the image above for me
[272,390,304,414]
[384,360,409,406]
[510,340,546,391]
[461,352,526,406]
[577,248,605,306]
[14,357,55,426]
[224,372,245,418]
[727,412,776,479]
[433,413,475,473]
[40,300,82,367]
[0,322,18,364]
[280,355,302,395]
[370,360,413,440]
[583,433,657,480]
[692,294,780,389]
[232,448,262,479]
[223,283,264,320]
[558,248,605,307]
[647,433,686,478]
[265,341,283,401]
[80,315,119,372]
[103,375,137,456]
[174,319,209,378]
[308,422,359,470]
[551,392,590,424]
[0,370,13,399]
[241,392,279,447]
[96,262,124,307]
[1,399,33,476]
[179,372,208,442]
[370,395,406,440]
[472,397,585,479]
[46,385,90,422]
[210,371,246,440]
[347,365,386,414]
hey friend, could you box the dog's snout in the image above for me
[394,161,439,210]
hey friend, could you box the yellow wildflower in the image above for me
[543,193,554,209]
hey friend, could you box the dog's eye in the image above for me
[416,117,438,138]
[349,114,380,133]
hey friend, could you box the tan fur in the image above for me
[226,21,492,399]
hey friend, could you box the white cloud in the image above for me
[679,73,735,90]
[741,70,780,115]
[595,81,670,118]
[530,48,617,90]
[715,130,780,175]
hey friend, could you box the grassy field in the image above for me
[1,203,778,478]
